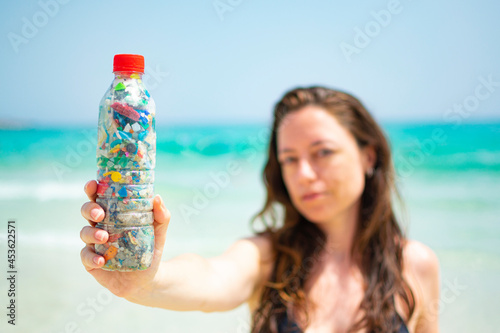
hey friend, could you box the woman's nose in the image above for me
[296,159,317,182]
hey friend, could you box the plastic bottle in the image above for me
[94,54,156,271]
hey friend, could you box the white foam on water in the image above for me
[0,232,81,249]
[441,151,500,165]
[0,181,84,201]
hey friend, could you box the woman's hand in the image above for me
[79,180,171,299]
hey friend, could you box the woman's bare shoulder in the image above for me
[402,239,440,332]
[240,233,275,268]
[403,239,440,282]
[240,234,275,310]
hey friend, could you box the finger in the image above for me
[84,180,98,202]
[80,226,109,245]
[80,244,105,269]
[153,194,170,226]
[81,201,105,225]
[152,195,171,256]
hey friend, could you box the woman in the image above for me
[80,87,440,332]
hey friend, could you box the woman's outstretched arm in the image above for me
[126,236,271,312]
[80,180,271,313]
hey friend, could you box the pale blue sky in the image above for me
[0,0,499,127]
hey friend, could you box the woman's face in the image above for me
[277,105,374,224]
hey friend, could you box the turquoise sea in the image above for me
[0,122,499,332]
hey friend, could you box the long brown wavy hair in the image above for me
[250,87,415,333]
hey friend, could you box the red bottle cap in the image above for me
[113,54,144,73]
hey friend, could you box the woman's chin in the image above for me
[301,209,337,225]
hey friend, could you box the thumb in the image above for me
[152,195,170,257]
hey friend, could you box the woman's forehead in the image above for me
[277,106,350,148]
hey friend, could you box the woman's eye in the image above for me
[317,149,333,157]
[279,156,297,165]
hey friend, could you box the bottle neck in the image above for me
[113,71,144,79]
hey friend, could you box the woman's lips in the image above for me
[302,192,324,201]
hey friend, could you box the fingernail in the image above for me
[84,181,90,191]
[91,208,102,220]
[96,231,104,241]
[93,257,102,265]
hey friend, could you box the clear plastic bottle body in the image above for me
[94,70,156,271]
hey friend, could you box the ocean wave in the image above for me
[0,232,80,248]
[0,181,84,201]
[441,151,500,166]
[395,150,500,172]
